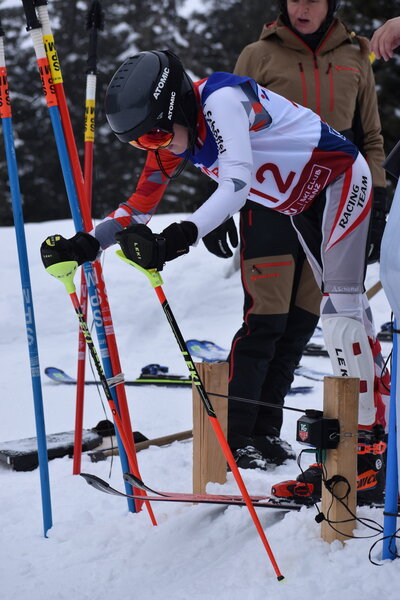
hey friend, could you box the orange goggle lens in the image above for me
[129,129,174,151]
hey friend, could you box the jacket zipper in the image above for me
[298,62,308,107]
[327,62,334,112]
[313,54,321,115]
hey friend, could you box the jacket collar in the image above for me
[259,17,354,55]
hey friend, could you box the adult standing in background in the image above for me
[202,0,390,502]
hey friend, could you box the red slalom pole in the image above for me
[43,256,157,527]
[73,1,104,474]
[117,253,285,581]
[22,0,141,512]
[73,274,87,475]
[33,0,143,507]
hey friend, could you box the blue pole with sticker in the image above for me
[0,20,52,536]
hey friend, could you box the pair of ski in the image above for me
[186,339,329,380]
[45,338,330,388]
[44,366,193,388]
[81,471,394,513]
[44,365,316,393]
[81,471,309,511]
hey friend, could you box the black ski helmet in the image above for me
[105,50,197,143]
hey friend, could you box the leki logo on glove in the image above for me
[134,242,142,260]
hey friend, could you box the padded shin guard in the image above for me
[322,316,375,426]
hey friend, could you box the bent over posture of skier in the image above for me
[41,50,389,503]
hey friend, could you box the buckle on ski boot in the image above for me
[357,441,387,455]
[271,480,315,500]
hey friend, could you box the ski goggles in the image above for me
[129,128,174,151]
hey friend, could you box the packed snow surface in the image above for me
[0,215,398,599]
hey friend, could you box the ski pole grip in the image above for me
[21,0,41,30]
[45,261,78,294]
[116,249,163,288]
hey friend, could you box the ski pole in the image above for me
[34,0,88,221]
[42,249,157,526]
[83,0,103,202]
[0,16,52,536]
[21,0,142,513]
[116,252,285,581]
[73,0,104,475]
[30,0,144,510]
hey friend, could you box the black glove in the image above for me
[41,232,100,268]
[202,217,238,258]
[367,187,391,264]
[115,221,198,270]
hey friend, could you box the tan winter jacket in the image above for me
[234,17,386,188]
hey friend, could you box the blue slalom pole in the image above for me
[0,24,52,536]
[380,150,400,559]
[382,322,398,559]
[21,0,136,511]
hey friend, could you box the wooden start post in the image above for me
[192,362,228,494]
[321,376,359,543]
[191,364,360,545]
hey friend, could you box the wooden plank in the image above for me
[192,362,228,494]
[366,281,382,300]
[321,376,359,543]
[89,429,193,461]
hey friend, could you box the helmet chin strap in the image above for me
[155,145,191,180]
[155,108,197,181]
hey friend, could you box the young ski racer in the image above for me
[41,50,390,503]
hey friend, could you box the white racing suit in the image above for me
[96,72,389,432]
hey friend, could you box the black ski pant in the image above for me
[228,203,320,452]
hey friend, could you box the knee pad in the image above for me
[322,316,375,427]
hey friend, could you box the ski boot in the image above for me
[232,446,270,470]
[257,434,296,467]
[271,426,387,505]
[357,426,387,505]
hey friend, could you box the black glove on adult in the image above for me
[41,232,100,268]
[367,187,391,264]
[202,217,238,258]
[115,221,198,271]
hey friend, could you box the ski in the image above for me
[376,321,393,342]
[295,364,330,381]
[45,366,313,394]
[286,385,314,395]
[45,366,192,387]
[80,472,307,510]
[187,336,330,361]
[186,339,328,381]
[302,343,329,357]
[186,339,228,362]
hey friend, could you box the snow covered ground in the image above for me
[0,214,398,599]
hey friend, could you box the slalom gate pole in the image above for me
[116,252,284,581]
[73,0,104,475]
[32,0,145,511]
[380,161,400,559]
[42,254,156,526]
[21,0,145,515]
[73,268,87,475]
[0,17,52,536]
[382,321,399,559]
